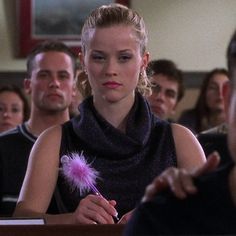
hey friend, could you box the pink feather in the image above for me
[61,152,100,195]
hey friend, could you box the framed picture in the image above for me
[17,0,130,57]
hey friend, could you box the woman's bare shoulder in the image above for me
[171,123,195,138]
[39,125,62,139]
[170,123,206,170]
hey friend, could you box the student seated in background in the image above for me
[178,67,230,134]
[146,59,185,121]
[0,84,30,133]
[197,79,232,167]
[0,40,76,216]
[13,4,206,225]
[125,29,236,235]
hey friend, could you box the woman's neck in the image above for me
[93,94,135,132]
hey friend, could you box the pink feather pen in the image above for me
[61,152,119,221]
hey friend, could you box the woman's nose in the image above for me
[104,60,118,76]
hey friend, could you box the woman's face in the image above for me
[82,25,148,104]
[0,91,24,132]
[206,73,229,112]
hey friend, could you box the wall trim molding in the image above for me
[0,71,26,88]
[0,71,206,89]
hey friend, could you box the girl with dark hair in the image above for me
[0,84,30,133]
[178,68,229,134]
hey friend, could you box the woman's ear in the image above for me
[223,80,231,122]
[142,51,150,70]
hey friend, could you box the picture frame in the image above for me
[17,0,130,57]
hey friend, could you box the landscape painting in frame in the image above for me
[18,0,130,57]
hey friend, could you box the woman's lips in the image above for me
[103,81,122,89]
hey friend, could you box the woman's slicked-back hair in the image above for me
[81,3,148,55]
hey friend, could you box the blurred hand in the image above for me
[73,194,118,224]
[117,210,134,224]
[142,151,220,202]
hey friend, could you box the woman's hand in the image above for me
[73,194,118,224]
[142,152,220,203]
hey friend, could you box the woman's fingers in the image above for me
[74,195,117,224]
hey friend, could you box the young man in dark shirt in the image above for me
[0,40,77,216]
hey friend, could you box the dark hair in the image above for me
[147,59,185,102]
[0,84,30,121]
[26,40,77,78]
[227,30,236,87]
[194,68,229,132]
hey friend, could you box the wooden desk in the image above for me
[0,224,125,236]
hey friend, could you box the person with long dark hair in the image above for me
[0,84,29,133]
[178,68,229,134]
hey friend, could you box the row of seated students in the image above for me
[146,59,229,134]
[0,58,231,218]
[0,5,232,232]
[0,51,231,216]
[146,59,231,166]
[5,56,225,139]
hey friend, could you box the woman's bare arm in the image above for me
[172,123,206,171]
[13,125,76,224]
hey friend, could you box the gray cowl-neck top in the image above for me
[55,93,177,217]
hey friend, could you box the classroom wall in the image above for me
[1,0,236,71]
[133,0,236,71]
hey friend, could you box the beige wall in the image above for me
[0,0,25,71]
[0,0,236,71]
[133,0,236,71]
[0,0,235,116]
[132,0,236,119]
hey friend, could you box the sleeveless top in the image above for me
[55,93,177,217]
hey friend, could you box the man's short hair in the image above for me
[147,59,185,102]
[26,40,77,78]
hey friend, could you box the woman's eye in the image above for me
[119,54,132,62]
[208,85,218,91]
[91,54,105,61]
[58,73,69,80]
[12,108,21,113]
[0,106,4,112]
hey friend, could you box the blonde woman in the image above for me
[14,4,206,224]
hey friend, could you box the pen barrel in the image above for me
[90,184,102,196]
[90,184,119,221]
